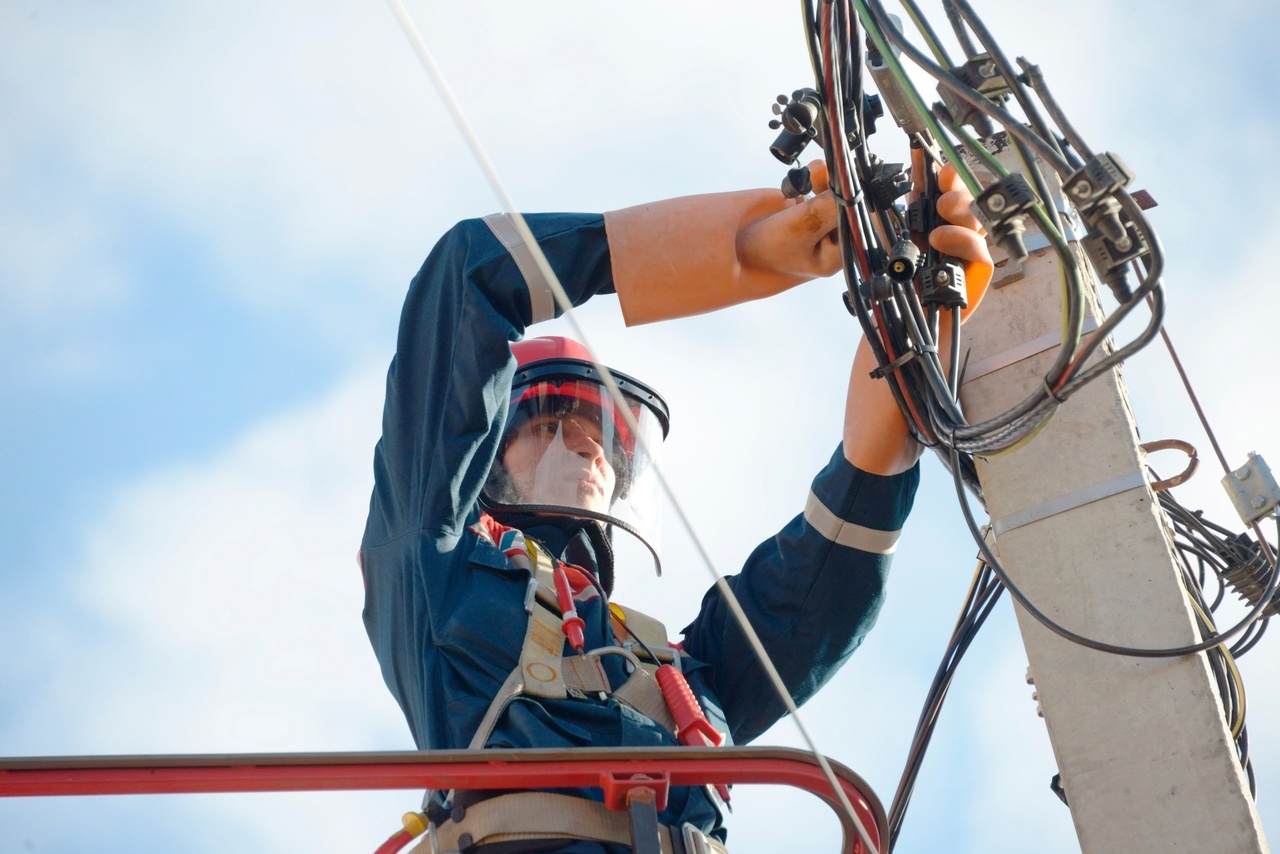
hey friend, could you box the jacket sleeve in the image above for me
[680,445,919,745]
[360,214,616,743]
[361,213,615,550]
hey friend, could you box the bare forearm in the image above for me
[842,337,923,476]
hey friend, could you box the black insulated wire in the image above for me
[951,446,1280,659]
[943,0,1067,163]
[860,0,1072,176]
[941,0,980,59]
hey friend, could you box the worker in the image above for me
[360,161,992,852]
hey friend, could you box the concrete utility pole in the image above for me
[957,137,1269,853]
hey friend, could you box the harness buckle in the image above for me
[522,576,538,615]
[682,822,711,854]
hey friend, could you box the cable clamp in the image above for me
[1223,452,1280,525]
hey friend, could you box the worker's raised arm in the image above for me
[605,162,841,325]
[363,214,617,548]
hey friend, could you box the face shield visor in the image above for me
[483,359,669,553]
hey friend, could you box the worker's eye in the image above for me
[530,418,560,438]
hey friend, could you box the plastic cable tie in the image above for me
[870,349,916,379]
[829,187,865,208]
[1040,375,1066,404]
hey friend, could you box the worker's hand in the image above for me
[737,160,842,281]
[916,161,994,321]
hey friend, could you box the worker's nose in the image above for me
[560,418,605,462]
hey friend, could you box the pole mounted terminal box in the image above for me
[1223,452,1280,525]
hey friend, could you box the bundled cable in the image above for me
[783,0,1166,465]
[886,553,1003,848]
[772,2,1275,846]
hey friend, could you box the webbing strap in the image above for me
[613,667,679,735]
[519,541,569,700]
[468,538,684,750]
[416,792,728,854]
[613,604,673,675]
[467,670,524,751]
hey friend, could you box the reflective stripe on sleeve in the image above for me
[482,213,557,324]
[804,490,902,555]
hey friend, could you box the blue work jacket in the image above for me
[360,213,919,847]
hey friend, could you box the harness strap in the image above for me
[613,666,679,735]
[413,792,728,854]
[463,529,702,748]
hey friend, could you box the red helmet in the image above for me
[484,336,669,546]
[509,336,670,444]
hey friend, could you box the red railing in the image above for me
[0,746,885,853]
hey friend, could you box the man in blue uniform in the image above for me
[360,163,991,851]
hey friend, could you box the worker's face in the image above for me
[502,412,617,513]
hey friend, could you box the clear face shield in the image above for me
[483,364,669,559]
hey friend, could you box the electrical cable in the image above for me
[886,556,1002,848]
[951,446,1280,658]
[859,0,1072,176]
[940,0,980,60]
[896,0,953,67]
[943,0,1066,162]
[1017,57,1090,168]
[812,1,1271,840]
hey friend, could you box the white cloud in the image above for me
[3,0,1280,851]
[0,363,414,848]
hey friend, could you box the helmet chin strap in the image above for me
[479,496,663,583]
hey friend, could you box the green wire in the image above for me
[897,0,952,67]
[852,0,982,196]
[948,119,1084,358]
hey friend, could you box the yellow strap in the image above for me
[612,603,676,674]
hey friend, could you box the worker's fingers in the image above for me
[740,189,840,278]
[930,224,993,320]
[937,163,965,194]
[937,189,984,234]
[808,159,830,195]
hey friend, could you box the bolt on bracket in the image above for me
[1223,452,1280,525]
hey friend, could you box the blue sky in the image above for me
[2,1,1278,851]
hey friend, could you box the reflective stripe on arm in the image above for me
[482,213,557,324]
[804,490,901,554]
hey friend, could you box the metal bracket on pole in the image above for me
[1223,452,1280,525]
[963,317,1101,384]
[991,471,1147,537]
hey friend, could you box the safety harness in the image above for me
[418,516,728,853]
